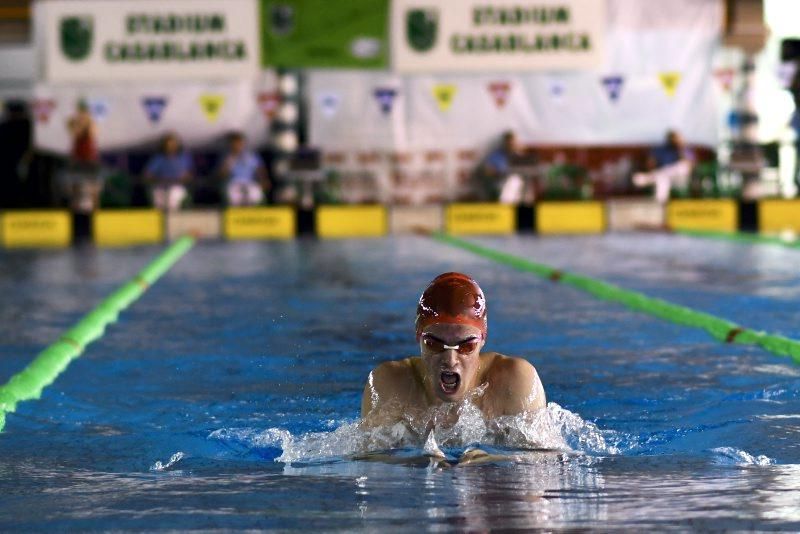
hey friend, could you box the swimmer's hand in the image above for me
[456,448,512,466]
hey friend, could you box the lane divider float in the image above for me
[677,229,800,249]
[431,232,800,363]
[0,235,195,433]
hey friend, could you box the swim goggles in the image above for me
[421,333,481,354]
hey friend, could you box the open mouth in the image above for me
[439,371,461,396]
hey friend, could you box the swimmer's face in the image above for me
[419,323,485,403]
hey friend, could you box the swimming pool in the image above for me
[2,233,800,530]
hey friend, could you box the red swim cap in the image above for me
[415,272,487,340]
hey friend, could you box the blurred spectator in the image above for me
[633,130,695,203]
[791,109,800,190]
[144,132,192,211]
[219,132,269,206]
[789,66,800,190]
[0,100,32,208]
[65,99,102,212]
[478,130,525,203]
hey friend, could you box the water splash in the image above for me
[150,451,186,471]
[209,402,622,464]
[710,447,773,466]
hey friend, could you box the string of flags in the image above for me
[198,94,226,124]
[713,68,735,93]
[432,83,457,112]
[32,99,56,123]
[87,97,109,122]
[318,91,341,118]
[142,96,168,124]
[373,87,398,115]
[257,91,280,121]
[549,78,566,102]
[487,81,510,109]
[33,68,722,135]
[658,72,682,98]
[601,75,624,103]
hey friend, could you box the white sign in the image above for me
[392,0,606,72]
[38,0,259,82]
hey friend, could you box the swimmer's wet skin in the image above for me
[360,272,546,463]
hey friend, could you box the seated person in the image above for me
[144,132,192,211]
[633,130,695,204]
[219,132,269,206]
[478,130,527,203]
[361,272,546,461]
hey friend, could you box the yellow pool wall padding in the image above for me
[758,199,800,234]
[445,203,515,235]
[93,210,164,246]
[536,201,606,234]
[667,199,738,232]
[1,210,72,248]
[316,205,387,238]
[224,207,296,239]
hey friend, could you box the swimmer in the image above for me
[361,272,546,462]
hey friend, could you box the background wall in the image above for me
[309,0,723,153]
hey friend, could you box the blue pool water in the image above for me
[2,234,800,530]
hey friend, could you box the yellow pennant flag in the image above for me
[432,84,457,112]
[658,72,682,98]
[199,94,226,123]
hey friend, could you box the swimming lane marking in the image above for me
[0,236,195,433]
[431,232,800,364]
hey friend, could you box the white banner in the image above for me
[312,0,721,150]
[33,71,277,153]
[392,0,606,73]
[308,71,408,152]
[37,0,259,83]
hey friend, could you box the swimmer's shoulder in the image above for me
[481,352,546,412]
[368,357,424,395]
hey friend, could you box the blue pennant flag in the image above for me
[601,75,624,103]
[373,88,397,115]
[87,98,109,121]
[142,96,168,124]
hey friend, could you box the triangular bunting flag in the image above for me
[713,68,735,92]
[549,79,566,102]
[658,72,682,98]
[87,97,109,121]
[601,75,624,103]
[487,81,511,109]
[199,94,226,124]
[32,99,56,124]
[432,84,457,112]
[373,87,397,115]
[318,91,341,118]
[142,96,168,124]
[257,91,280,120]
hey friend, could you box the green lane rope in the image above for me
[431,232,800,364]
[0,236,195,432]
[677,229,800,249]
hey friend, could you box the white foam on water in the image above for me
[710,447,774,466]
[209,402,622,464]
[150,451,186,471]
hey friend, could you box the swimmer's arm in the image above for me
[359,361,406,429]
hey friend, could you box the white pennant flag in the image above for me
[318,91,341,118]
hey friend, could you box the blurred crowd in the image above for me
[0,97,758,212]
[1,99,271,213]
